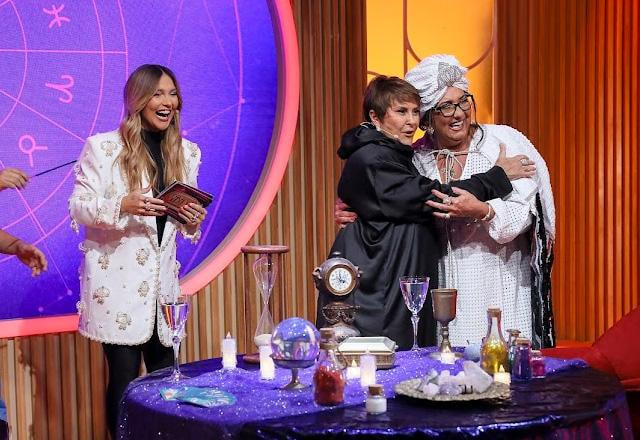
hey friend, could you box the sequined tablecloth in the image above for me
[117,348,633,439]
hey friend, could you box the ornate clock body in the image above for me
[313,254,360,297]
[313,253,361,342]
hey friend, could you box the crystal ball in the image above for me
[271,317,320,362]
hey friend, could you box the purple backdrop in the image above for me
[0,0,277,320]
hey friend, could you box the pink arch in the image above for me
[0,0,299,337]
[180,0,299,295]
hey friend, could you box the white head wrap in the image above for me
[405,54,469,115]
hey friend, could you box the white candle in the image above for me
[259,345,275,380]
[493,365,511,385]
[440,351,456,364]
[360,352,376,388]
[222,332,237,370]
[346,360,361,380]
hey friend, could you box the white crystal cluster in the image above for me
[419,361,493,397]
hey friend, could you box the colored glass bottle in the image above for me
[480,308,508,374]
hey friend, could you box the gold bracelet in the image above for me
[481,203,493,222]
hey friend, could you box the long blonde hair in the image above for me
[118,64,186,191]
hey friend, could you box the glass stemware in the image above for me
[160,295,191,382]
[399,276,430,352]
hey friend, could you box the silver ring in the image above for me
[443,196,452,205]
[445,213,450,220]
[520,158,528,166]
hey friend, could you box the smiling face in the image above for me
[431,87,472,149]
[370,99,420,145]
[141,73,179,132]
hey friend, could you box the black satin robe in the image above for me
[317,124,513,350]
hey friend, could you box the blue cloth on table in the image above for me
[118,347,591,439]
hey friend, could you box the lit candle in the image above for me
[259,344,275,380]
[222,332,237,370]
[346,360,361,380]
[360,352,376,388]
[440,351,456,364]
[493,365,511,385]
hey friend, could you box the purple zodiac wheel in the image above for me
[0,0,298,336]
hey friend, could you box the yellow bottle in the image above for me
[480,308,508,374]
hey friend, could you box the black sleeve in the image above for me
[373,162,513,223]
[372,160,452,222]
[450,166,513,201]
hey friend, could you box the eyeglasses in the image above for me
[433,94,473,117]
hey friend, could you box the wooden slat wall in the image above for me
[495,0,639,341]
[0,1,366,438]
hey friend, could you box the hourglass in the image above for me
[241,245,289,363]
[253,253,277,348]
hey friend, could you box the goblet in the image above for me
[429,288,462,362]
[160,295,191,382]
[399,276,430,352]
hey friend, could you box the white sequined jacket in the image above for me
[68,130,201,346]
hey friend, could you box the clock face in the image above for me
[327,266,355,296]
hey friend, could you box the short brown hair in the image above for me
[362,75,420,122]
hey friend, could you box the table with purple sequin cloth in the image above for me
[117,347,633,439]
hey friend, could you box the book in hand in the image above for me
[156,181,213,224]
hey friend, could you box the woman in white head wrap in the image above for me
[405,54,556,349]
[336,55,556,349]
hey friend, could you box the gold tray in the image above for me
[338,337,397,369]
[394,379,510,403]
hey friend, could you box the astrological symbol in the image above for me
[42,4,70,28]
[45,75,74,104]
[18,135,48,168]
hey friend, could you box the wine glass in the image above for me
[399,276,430,352]
[160,295,191,382]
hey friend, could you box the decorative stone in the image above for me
[462,360,493,393]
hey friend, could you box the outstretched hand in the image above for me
[0,167,28,190]
[14,241,48,277]
[495,143,536,180]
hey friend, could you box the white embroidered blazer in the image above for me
[69,130,201,346]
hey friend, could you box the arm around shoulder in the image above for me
[451,166,513,202]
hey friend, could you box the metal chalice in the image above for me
[430,288,463,362]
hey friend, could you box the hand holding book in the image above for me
[156,181,213,224]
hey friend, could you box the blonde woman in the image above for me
[69,64,205,436]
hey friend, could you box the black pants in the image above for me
[102,324,173,437]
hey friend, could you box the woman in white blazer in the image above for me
[69,64,205,436]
